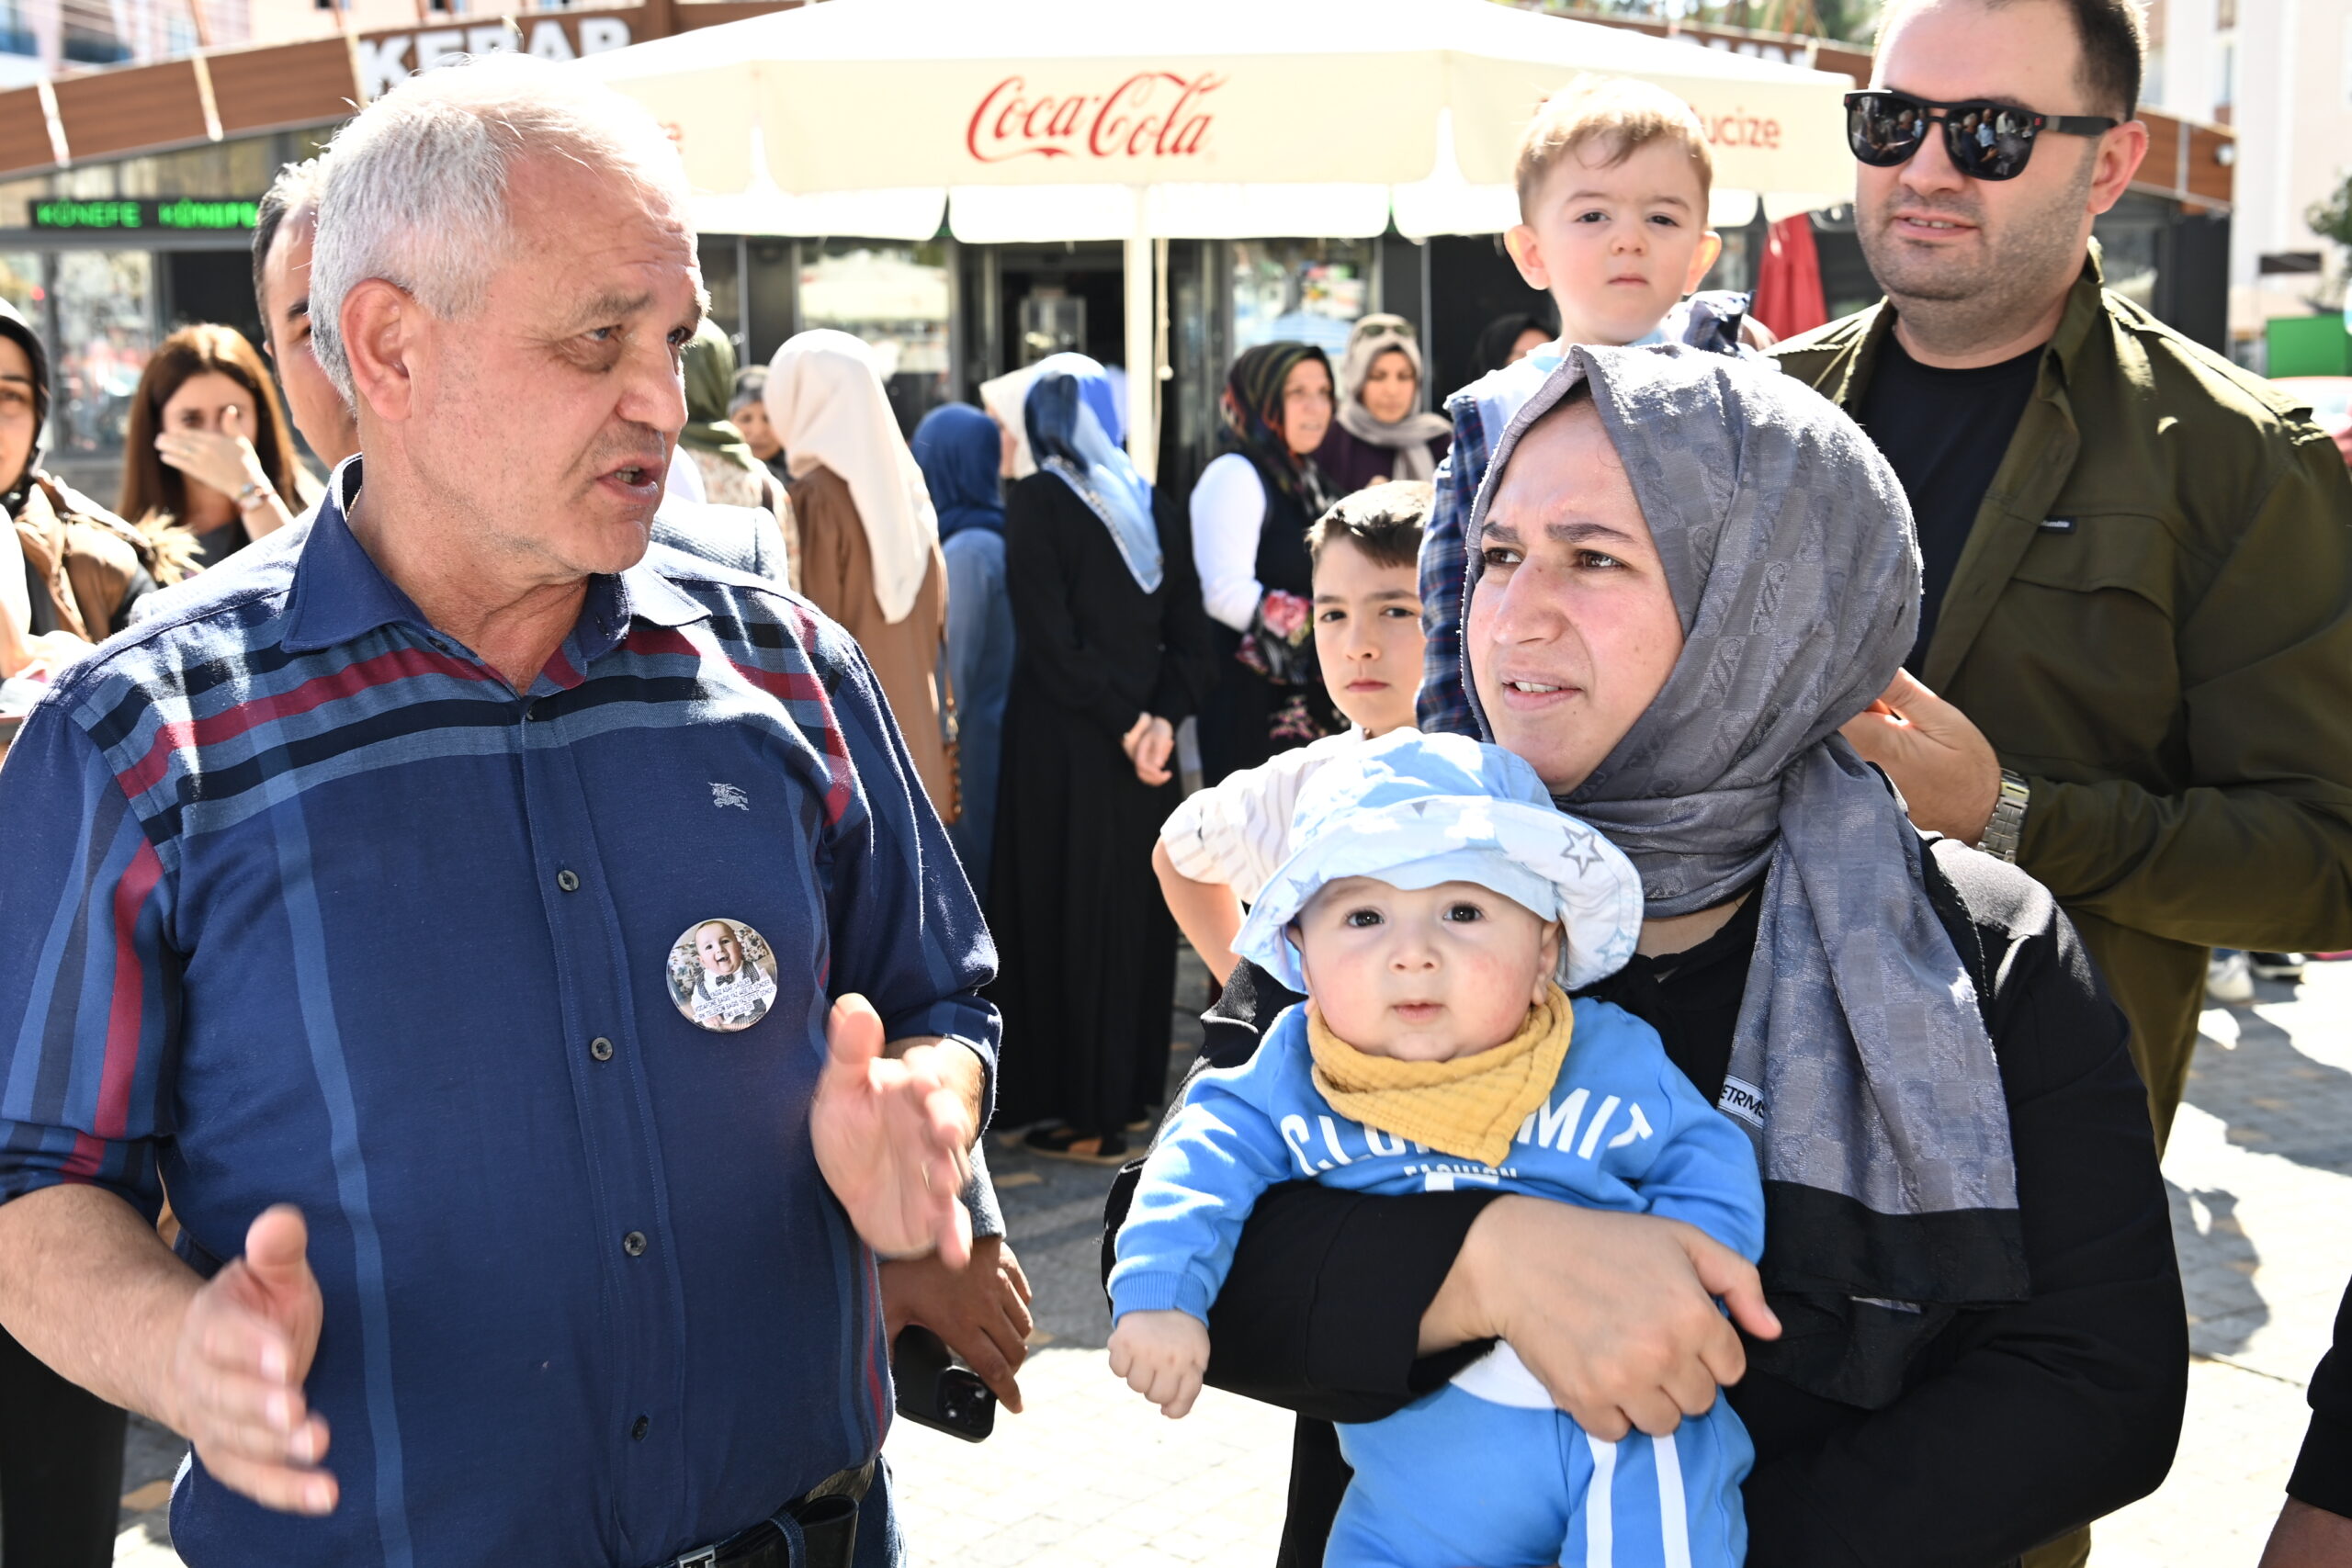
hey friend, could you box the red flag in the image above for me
[1752,213,1828,340]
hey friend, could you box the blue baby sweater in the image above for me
[1109,995,1764,1328]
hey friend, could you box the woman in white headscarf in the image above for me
[1315,313,1453,496]
[766,330,952,811]
[987,354,1216,1164]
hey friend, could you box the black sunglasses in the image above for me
[1844,90,2117,181]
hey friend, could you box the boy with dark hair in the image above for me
[1304,478,1427,573]
[1157,481,1430,982]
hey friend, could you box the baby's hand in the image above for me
[1107,1309,1210,1418]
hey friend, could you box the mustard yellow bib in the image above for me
[1306,985,1573,1168]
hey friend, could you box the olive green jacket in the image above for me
[1772,251,2352,1139]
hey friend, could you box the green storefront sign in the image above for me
[28,197,260,231]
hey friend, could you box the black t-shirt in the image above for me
[1853,333,2041,670]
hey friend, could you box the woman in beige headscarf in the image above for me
[1314,313,1453,495]
[765,330,952,812]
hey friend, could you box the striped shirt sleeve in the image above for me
[1415,396,1489,739]
[0,696,177,1220]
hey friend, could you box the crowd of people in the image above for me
[2,0,2352,1565]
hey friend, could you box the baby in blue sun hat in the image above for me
[1107,728,1765,1568]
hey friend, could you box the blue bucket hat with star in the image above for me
[1234,730,1644,994]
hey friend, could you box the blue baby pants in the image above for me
[1328,1382,1751,1568]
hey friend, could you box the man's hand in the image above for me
[880,1235,1034,1412]
[1422,1198,1780,1440]
[1107,1308,1209,1418]
[164,1205,335,1516]
[1839,669,2003,845]
[2262,1499,2352,1567]
[810,995,977,1269]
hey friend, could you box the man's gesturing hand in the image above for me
[1839,669,2004,845]
[1424,1199,1780,1441]
[811,995,978,1269]
[164,1205,335,1515]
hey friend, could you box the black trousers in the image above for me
[0,1325,127,1568]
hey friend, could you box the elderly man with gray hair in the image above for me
[0,53,996,1568]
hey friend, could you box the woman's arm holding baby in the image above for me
[1193,1170,1774,1434]
[1159,964,1778,1432]
[1419,1198,1776,1439]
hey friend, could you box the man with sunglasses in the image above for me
[1775,0,2352,1181]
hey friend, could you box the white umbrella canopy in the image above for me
[580,0,1858,231]
[582,0,1856,475]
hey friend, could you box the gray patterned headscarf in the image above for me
[1463,344,2028,1407]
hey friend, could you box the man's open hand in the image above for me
[811,995,977,1268]
[164,1205,335,1515]
[1839,669,2003,844]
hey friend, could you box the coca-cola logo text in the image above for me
[967,72,1225,164]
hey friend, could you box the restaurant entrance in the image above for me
[979,243,1126,374]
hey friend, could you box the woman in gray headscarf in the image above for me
[1315,313,1452,496]
[1110,345,2185,1567]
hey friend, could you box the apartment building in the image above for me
[2145,0,2352,361]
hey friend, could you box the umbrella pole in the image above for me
[1124,186,1157,483]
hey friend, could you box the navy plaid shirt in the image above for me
[0,466,996,1566]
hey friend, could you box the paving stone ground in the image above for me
[113,956,2352,1565]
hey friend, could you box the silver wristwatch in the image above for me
[1975,768,2030,863]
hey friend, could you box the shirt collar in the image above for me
[1842,242,2107,406]
[283,456,712,659]
[616,553,712,633]
[2041,240,2109,385]
[281,457,432,655]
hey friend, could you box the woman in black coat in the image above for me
[1187,343,1343,784]
[1107,347,2184,1565]
[988,355,1216,1165]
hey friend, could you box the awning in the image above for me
[580,0,1856,476]
[579,0,1857,241]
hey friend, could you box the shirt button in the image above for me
[631,1416,650,1441]
[590,1036,615,1062]
[623,1230,647,1257]
[557,869,580,893]
[528,700,552,721]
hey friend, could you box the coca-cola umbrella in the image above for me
[578,0,1855,473]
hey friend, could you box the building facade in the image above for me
[2144,0,2352,362]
